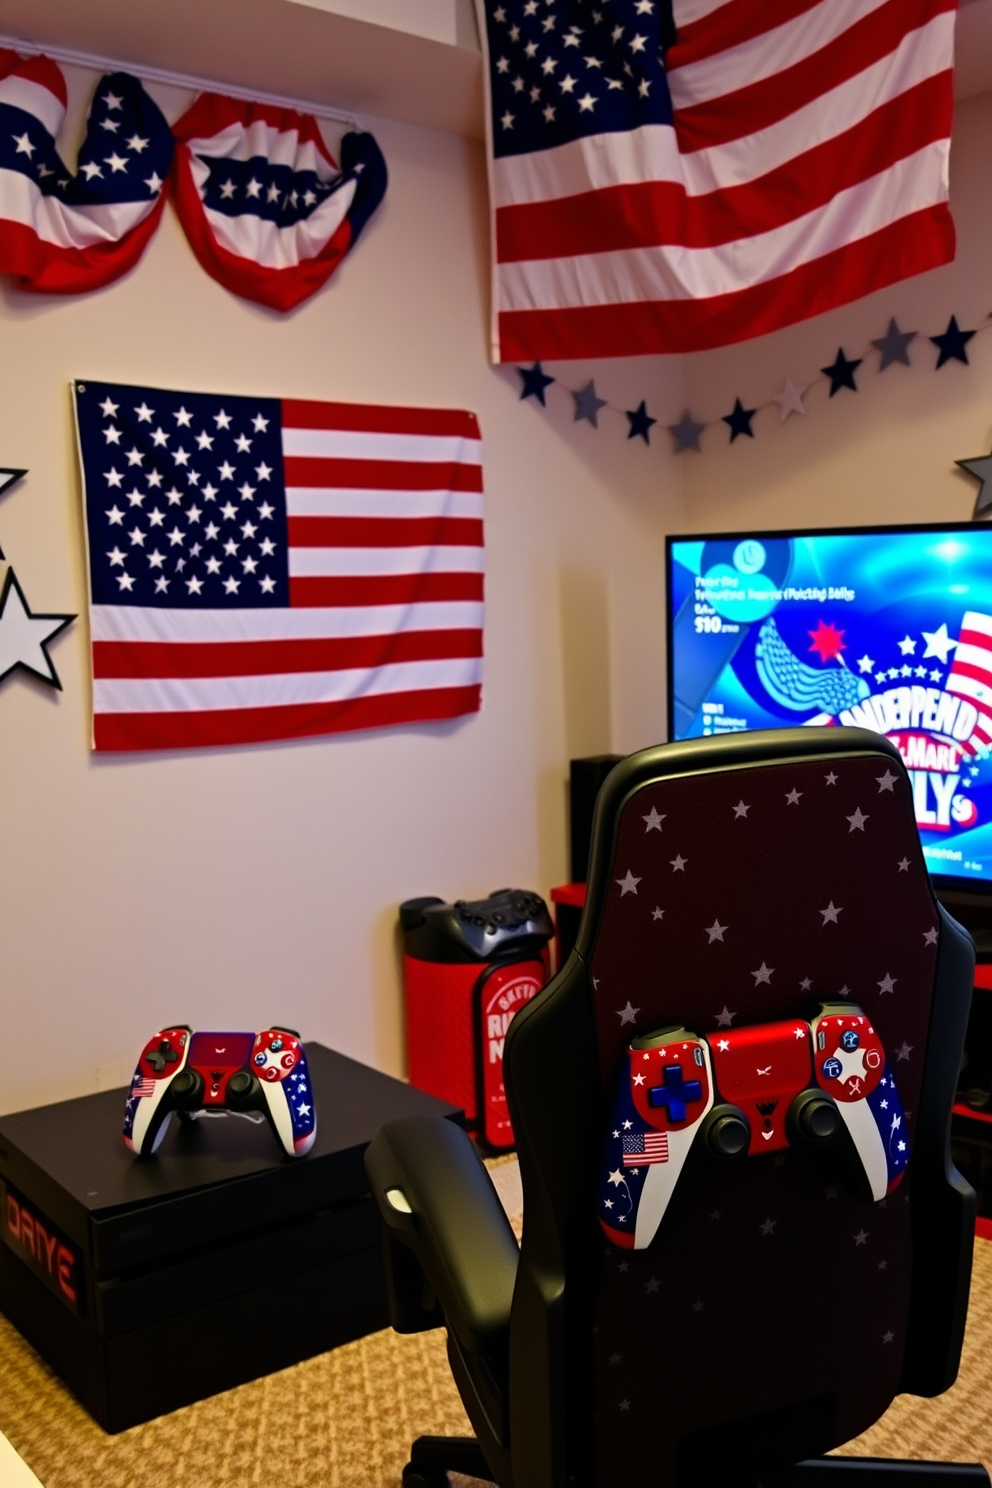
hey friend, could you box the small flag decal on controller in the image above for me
[73,380,484,752]
[623,1130,669,1166]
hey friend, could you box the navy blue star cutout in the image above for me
[871,318,916,370]
[821,348,862,396]
[667,409,706,453]
[626,401,656,443]
[0,468,27,561]
[930,315,975,369]
[517,363,555,405]
[723,399,756,442]
[573,380,608,427]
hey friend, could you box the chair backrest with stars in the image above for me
[502,727,975,1488]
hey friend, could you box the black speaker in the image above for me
[569,754,623,883]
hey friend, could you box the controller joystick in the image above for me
[701,1105,751,1159]
[124,1026,317,1158]
[599,1003,907,1249]
[170,1068,202,1104]
[789,1088,841,1144]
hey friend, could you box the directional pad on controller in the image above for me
[146,1040,180,1074]
[648,1062,703,1123]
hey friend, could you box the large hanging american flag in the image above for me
[0,53,172,293]
[481,0,957,359]
[73,381,484,752]
[171,94,387,312]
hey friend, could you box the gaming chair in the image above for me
[366,729,986,1488]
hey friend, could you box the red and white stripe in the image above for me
[946,611,992,758]
[488,0,956,359]
[89,401,484,752]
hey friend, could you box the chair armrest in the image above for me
[365,1115,519,1356]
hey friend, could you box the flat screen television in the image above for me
[666,522,992,938]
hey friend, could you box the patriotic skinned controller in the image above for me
[124,1027,317,1158]
[600,1003,907,1249]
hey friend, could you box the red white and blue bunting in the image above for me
[0,52,387,309]
[0,51,173,293]
[171,94,387,313]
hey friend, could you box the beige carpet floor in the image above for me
[0,1186,989,1487]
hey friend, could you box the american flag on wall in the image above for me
[73,381,484,752]
[480,0,957,359]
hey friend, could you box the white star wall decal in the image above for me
[0,569,75,690]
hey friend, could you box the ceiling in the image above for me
[0,0,988,138]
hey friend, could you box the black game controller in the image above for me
[400,888,553,962]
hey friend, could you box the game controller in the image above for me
[123,1027,317,1158]
[599,1003,907,1249]
[401,888,554,963]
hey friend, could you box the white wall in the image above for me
[0,68,684,1112]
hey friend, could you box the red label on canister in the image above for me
[478,959,546,1149]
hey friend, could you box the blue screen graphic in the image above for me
[667,527,992,887]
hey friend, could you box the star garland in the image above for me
[513,365,661,444]
[512,311,992,493]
